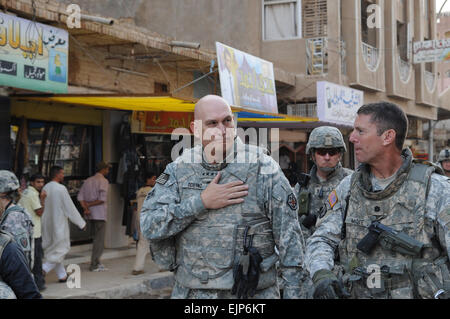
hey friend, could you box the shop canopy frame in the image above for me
[18,94,319,126]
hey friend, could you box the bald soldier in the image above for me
[140,95,304,299]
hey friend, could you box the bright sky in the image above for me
[437,0,450,13]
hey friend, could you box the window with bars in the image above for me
[302,0,327,38]
[263,0,302,40]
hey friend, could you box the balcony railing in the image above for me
[306,37,328,75]
[397,56,411,82]
[362,42,379,71]
[287,103,318,118]
[424,70,436,91]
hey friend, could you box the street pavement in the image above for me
[40,241,174,299]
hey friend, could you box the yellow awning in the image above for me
[25,96,197,112]
[20,95,316,123]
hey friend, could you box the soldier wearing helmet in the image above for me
[437,148,450,178]
[294,126,353,298]
[0,170,34,269]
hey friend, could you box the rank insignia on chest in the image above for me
[156,173,170,185]
[328,190,338,209]
[287,193,298,210]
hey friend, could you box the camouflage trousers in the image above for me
[171,281,281,299]
[0,280,16,299]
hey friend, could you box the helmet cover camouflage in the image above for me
[0,170,20,194]
[438,149,450,163]
[306,126,347,155]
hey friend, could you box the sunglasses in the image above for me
[315,148,340,156]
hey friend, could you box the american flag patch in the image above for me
[156,173,170,185]
[328,190,338,209]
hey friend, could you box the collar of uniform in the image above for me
[223,138,256,182]
[356,148,413,199]
[310,163,343,184]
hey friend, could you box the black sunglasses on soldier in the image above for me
[315,148,340,156]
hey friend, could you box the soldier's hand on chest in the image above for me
[200,172,249,209]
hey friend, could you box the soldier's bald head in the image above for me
[194,95,232,121]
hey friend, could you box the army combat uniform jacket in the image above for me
[295,163,353,237]
[294,163,352,298]
[141,138,305,299]
[306,149,450,299]
[0,204,34,268]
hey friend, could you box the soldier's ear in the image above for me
[381,129,396,147]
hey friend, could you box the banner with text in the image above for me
[317,81,364,127]
[0,13,68,93]
[216,42,278,113]
[131,111,193,134]
[413,39,450,64]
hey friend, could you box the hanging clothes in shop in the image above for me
[116,117,141,236]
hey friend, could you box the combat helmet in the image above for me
[0,170,20,194]
[306,126,347,155]
[437,148,450,163]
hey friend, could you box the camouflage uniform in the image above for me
[0,231,16,299]
[0,171,34,268]
[141,137,304,299]
[437,149,450,177]
[305,148,450,299]
[294,126,352,298]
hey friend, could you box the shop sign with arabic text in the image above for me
[131,111,193,135]
[317,81,364,127]
[413,39,450,64]
[0,13,68,93]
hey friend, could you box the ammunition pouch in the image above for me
[297,190,310,216]
[345,263,413,298]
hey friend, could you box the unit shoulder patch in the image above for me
[287,193,298,211]
[156,173,170,185]
[328,190,338,209]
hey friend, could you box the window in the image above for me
[361,0,377,47]
[446,70,450,78]
[154,82,169,94]
[396,0,410,61]
[263,0,302,40]
[302,0,327,38]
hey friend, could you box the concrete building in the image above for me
[51,0,444,159]
[437,11,450,93]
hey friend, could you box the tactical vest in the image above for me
[0,205,34,269]
[298,165,352,234]
[340,159,448,299]
[0,230,17,299]
[173,159,278,290]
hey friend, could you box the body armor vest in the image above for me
[0,206,34,269]
[298,165,352,235]
[173,158,278,290]
[0,230,16,299]
[340,156,446,299]
[308,165,351,217]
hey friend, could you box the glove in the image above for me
[312,269,350,299]
[231,248,263,299]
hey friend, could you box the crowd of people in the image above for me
[0,162,117,298]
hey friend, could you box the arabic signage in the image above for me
[131,111,194,134]
[0,13,68,93]
[216,42,278,113]
[317,81,364,126]
[413,39,450,64]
